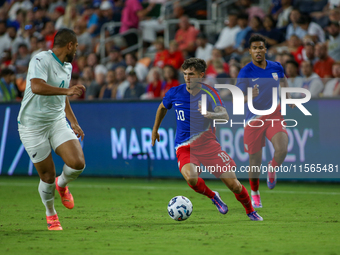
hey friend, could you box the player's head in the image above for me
[181,58,206,90]
[53,28,78,63]
[248,34,267,64]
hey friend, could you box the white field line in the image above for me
[0,181,340,195]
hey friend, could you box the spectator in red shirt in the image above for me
[146,67,163,98]
[206,48,229,79]
[153,37,169,69]
[161,64,179,97]
[314,42,335,78]
[42,21,57,49]
[165,40,184,70]
[174,15,199,57]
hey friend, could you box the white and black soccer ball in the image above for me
[167,196,193,221]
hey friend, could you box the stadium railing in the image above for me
[212,0,270,32]
[163,19,216,48]
[161,0,213,20]
[100,22,143,63]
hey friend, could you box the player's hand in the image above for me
[67,84,86,96]
[289,103,296,109]
[71,123,85,141]
[252,84,259,98]
[152,130,160,146]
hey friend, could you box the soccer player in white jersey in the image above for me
[17,28,86,230]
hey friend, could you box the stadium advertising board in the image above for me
[0,100,339,180]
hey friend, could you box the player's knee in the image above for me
[67,156,85,170]
[40,173,55,184]
[187,177,198,186]
[276,147,288,159]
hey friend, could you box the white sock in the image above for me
[251,190,260,196]
[57,164,85,188]
[38,180,57,216]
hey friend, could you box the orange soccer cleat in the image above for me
[46,214,63,230]
[55,177,74,209]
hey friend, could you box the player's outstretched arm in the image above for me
[152,102,168,146]
[31,78,85,96]
[65,97,85,141]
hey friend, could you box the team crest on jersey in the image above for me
[272,72,278,81]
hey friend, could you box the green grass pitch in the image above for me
[0,176,339,255]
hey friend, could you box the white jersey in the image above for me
[18,50,72,127]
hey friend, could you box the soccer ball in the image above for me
[167,196,193,221]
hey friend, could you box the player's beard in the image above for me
[65,53,74,63]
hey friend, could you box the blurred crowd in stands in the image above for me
[0,0,340,102]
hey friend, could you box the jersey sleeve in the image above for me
[236,69,248,94]
[207,87,225,110]
[29,56,48,82]
[162,88,173,109]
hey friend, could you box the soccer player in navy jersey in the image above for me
[152,58,263,221]
[236,34,295,208]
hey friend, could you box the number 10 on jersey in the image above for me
[175,110,185,121]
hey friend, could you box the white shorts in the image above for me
[18,118,78,163]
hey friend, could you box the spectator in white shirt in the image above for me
[276,0,294,29]
[301,60,324,97]
[214,12,241,54]
[297,15,325,43]
[195,32,213,62]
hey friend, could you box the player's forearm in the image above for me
[152,103,168,132]
[205,111,229,120]
[31,79,69,96]
[205,106,229,121]
[65,97,78,125]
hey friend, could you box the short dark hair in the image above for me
[297,15,310,25]
[0,68,15,77]
[286,60,299,69]
[238,13,249,20]
[125,52,137,62]
[127,70,137,76]
[53,28,77,48]
[181,58,207,73]
[249,34,266,47]
[18,43,28,49]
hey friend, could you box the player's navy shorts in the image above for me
[244,105,288,155]
[176,130,236,178]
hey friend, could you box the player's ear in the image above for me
[68,41,75,50]
[200,72,204,78]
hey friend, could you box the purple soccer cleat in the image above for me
[211,191,228,214]
[247,211,263,221]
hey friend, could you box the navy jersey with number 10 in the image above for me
[162,83,225,149]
